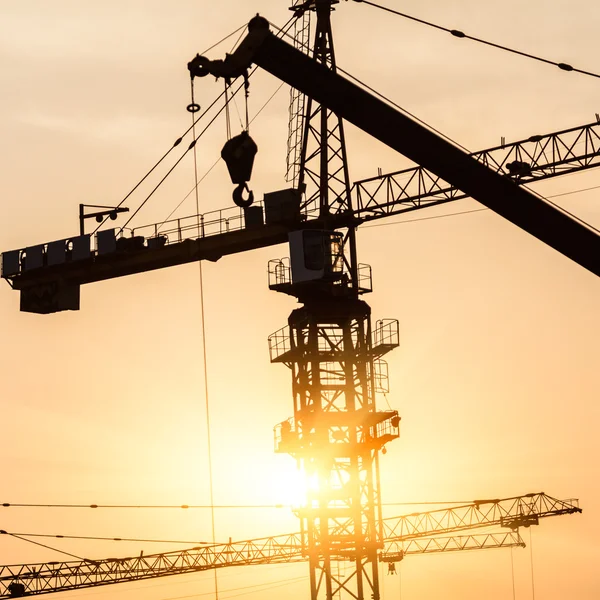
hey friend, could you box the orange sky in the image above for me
[0,1,599,599]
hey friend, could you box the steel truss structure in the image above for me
[354,121,600,221]
[270,291,400,600]
[0,493,579,598]
[382,531,526,565]
[382,492,581,542]
[286,1,311,186]
[0,7,592,600]
[3,121,600,303]
[296,0,353,217]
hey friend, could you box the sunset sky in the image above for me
[0,1,599,599]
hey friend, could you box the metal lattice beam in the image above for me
[382,530,526,561]
[382,493,581,542]
[353,121,600,221]
[0,493,580,598]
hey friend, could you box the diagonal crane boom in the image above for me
[190,17,600,276]
[0,493,579,598]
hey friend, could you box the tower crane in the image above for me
[0,493,581,598]
[0,3,597,600]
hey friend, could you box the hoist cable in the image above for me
[355,0,600,80]
[510,546,516,600]
[117,14,297,233]
[224,82,232,139]
[190,78,220,600]
[88,24,247,237]
[155,80,285,232]
[116,82,245,234]
[529,527,536,599]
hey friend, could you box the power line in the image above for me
[0,499,472,509]
[161,576,308,600]
[0,502,287,509]
[59,562,304,600]
[1,530,215,545]
[355,0,600,80]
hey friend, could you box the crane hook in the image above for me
[232,183,254,208]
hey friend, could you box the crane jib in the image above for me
[229,21,599,277]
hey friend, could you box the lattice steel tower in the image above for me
[268,3,400,599]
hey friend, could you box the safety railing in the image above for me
[268,326,292,363]
[268,258,292,289]
[131,203,255,247]
[373,319,400,350]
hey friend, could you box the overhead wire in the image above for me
[189,76,220,600]
[161,575,308,600]
[354,0,600,80]
[116,93,233,234]
[0,499,474,509]
[45,560,304,600]
[2,531,214,545]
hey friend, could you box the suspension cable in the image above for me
[116,84,242,235]
[529,527,536,599]
[354,0,600,80]
[117,14,298,233]
[273,21,470,153]
[190,76,220,600]
[88,24,248,237]
[156,81,285,230]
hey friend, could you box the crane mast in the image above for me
[267,3,384,598]
[0,6,595,599]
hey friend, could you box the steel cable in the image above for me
[354,0,600,80]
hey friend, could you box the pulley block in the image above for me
[221,130,258,185]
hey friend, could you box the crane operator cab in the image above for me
[289,230,345,285]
